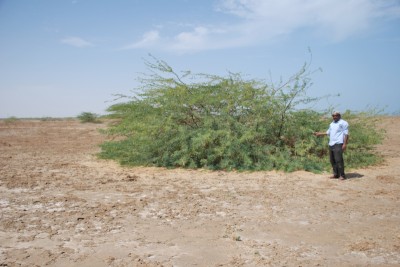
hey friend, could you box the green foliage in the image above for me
[99,56,384,172]
[340,110,385,168]
[77,112,101,123]
[4,116,19,123]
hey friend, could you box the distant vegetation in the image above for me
[77,112,101,123]
[1,116,75,122]
[99,55,384,172]
[3,116,19,123]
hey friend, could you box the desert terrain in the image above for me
[0,117,399,266]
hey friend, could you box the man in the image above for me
[314,111,349,180]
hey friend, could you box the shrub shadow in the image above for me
[346,172,364,179]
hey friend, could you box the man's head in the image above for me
[332,111,341,122]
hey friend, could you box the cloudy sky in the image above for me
[1,0,399,118]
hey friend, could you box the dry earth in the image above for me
[0,117,399,267]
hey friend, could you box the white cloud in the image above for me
[170,27,211,51]
[123,0,400,53]
[121,30,160,50]
[61,36,94,48]
[216,0,400,41]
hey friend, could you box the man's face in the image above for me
[332,114,340,122]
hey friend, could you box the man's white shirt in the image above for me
[326,119,349,146]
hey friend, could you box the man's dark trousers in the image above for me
[329,144,345,178]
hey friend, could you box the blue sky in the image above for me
[1,0,399,118]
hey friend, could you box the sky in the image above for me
[1,0,400,118]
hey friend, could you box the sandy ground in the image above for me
[0,117,399,267]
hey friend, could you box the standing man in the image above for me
[314,111,349,180]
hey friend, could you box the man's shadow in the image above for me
[346,172,364,179]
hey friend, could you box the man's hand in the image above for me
[342,144,347,151]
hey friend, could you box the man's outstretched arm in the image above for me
[313,132,327,137]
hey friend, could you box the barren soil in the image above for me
[1,117,399,267]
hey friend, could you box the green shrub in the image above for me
[77,112,100,123]
[4,116,19,123]
[99,56,384,172]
